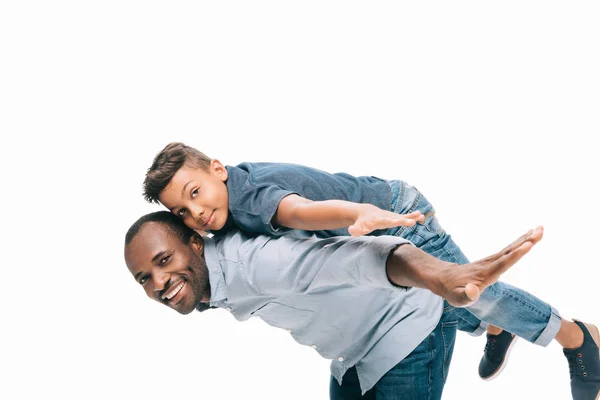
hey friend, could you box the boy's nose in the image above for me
[192,207,204,221]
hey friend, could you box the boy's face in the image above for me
[124,222,210,315]
[158,160,229,232]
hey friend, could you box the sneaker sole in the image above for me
[481,335,518,381]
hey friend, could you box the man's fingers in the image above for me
[464,226,544,292]
[526,226,544,245]
[483,234,539,283]
[496,240,534,272]
[501,226,543,255]
[480,226,543,263]
[445,227,543,307]
[500,226,543,259]
[493,229,533,258]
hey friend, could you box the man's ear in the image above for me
[190,232,204,254]
[210,159,228,182]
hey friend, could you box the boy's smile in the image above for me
[158,161,229,232]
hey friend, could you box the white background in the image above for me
[1,1,599,399]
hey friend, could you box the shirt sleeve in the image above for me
[243,234,414,296]
[231,181,298,236]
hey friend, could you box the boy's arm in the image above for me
[273,194,424,236]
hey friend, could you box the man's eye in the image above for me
[191,188,199,198]
[177,209,186,217]
[160,255,171,265]
[140,276,148,285]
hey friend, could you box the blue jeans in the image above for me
[387,180,562,346]
[330,303,458,400]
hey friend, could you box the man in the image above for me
[124,211,551,399]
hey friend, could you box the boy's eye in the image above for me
[139,276,148,285]
[177,209,186,217]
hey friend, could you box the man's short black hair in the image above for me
[125,211,196,246]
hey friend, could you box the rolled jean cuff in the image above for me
[533,307,562,347]
[467,320,489,337]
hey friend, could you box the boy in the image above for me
[143,142,599,398]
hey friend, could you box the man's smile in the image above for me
[162,280,186,303]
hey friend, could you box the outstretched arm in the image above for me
[245,225,543,308]
[386,226,544,307]
[274,194,424,236]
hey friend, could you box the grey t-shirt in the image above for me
[200,230,444,394]
[211,162,393,237]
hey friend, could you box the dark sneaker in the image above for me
[563,320,600,400]
[478,330,518,380]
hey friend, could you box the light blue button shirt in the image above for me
[200,230,444,393]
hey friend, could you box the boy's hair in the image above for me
[125,211,196,246]
[143,142,212,204]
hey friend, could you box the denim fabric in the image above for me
[330,303,458,400]
[386,180,562,346]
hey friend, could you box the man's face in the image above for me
[158,160,229,232]
[124,222,210,314]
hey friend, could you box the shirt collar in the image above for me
[195,236,228,312]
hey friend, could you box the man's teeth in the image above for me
[163,281,185,300]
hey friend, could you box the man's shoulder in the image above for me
[209,229,272,256]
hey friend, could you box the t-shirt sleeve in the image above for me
[231,181,298,236]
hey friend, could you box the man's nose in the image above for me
[152,271,170,293]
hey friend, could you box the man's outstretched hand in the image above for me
[439,226,544,307]
[386,226,544,307]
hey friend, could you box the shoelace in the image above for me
[566,352,586,377]
[484,338,496,357]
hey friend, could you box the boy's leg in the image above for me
[387,180,561,344]
[402,207,600,398]
[388,180,600,397]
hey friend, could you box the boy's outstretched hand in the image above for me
[348,208,425,236]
